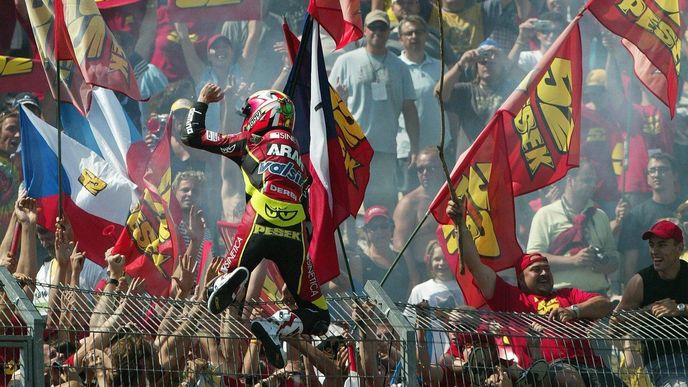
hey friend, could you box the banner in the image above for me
[499,16,582,196]
[284,17,372,283]
[587,0,680,117]
[308,0,363,49]
[20,107,138,266]
[0,56,49,94]
[428,17,582,307]
[113,119,181,296]
[167,0,261,23]
[24,0,142,115]
[431,114,521,307]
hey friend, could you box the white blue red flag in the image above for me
[59,87,149,185]
[284,17,373,283]
[19,107,138,266]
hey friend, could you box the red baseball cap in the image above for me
[515,253,548,276]
[642,220,684,243]
[364,205,391,225]
[207,34,231,51]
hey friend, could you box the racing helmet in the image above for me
[240,90,295,134]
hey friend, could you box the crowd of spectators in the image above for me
[2,0,688,385]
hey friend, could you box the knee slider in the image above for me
[311,320,330,336]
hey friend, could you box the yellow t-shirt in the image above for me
[428,3,484,58]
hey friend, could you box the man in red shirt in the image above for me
[446,199,625,386]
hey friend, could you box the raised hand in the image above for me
[14,193,37,226]
[172,254,198,297]
[69,242,85,279]
[105,248,125,279]
[198,83,224,104]
[187,205,206,245]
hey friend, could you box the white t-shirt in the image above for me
[33,258,108,315]
[406,279,465,362]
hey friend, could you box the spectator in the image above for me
[616,220,688,386]
[360,205,410,302]
[396,16,451,190]
[406,240,464,362]
[329,10,420,212]
[446,198,624,386]
[527,159,620,293]
[33,219,107,314]
[393,147,445,284]
[172,170,213,262]
[175,24,243,132]
[437,39,522,159]
[427,0,524,61]
[0,107,21,239]
[618,153,684,282]
[509,12,566,72]
[386,1,443,60]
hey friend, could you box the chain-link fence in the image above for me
[1,270,688,386]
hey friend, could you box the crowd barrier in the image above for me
[0,266,686,386]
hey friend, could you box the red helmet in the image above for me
[240,90,295,134]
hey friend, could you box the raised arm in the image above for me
[174,22,205,86]
[14,193,38,293]
[446,199,498,299]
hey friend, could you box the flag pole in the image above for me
[55,15,64,221]
[434,0,465,274]
[336,227,356,291]
[380,210,429,286]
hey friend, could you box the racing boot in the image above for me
[207,266,249,314]
[250,309,304,368]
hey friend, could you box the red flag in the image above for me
[586,0,680,117]
[167,0,261,23]
[24,0,143,115]
[0,56,49,93]
[501,16,583,196]
[430,113,522,308]
[113,120,181,297]
[308,0,363,49]
[283,18,372,283]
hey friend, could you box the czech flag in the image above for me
[20,107,138,266]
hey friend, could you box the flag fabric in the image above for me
[95,0,141,9]
[431,114,522,307]
[59,87,149,184]
[428,16,582,307]
[112,118,181,297]
[586,0,680,117]
[501,16,583,196]
[284,17,372,283]
[19,107,138,267]
[166,0,261,23]
[308,0,363,49]
[24,0,143,115]
[0,56,49,94]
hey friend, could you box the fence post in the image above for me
[364,280,417,387]
[0,266,44,385]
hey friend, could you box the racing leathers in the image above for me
[182,101,330,335]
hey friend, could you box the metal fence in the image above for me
[1,269,688,386]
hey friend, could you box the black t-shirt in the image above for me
[360,251,409,303]
[638,261,688,363]
[618,198,683,269]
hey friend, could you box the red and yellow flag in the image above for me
[308,0,363,49]
[429,17,583,307]
[587,0,680,117]
[0,56,49,94]
[501,16,583,196]
[113,120,181,297]
[24,0,142,115]
[167,0,261,23]
[431,113,522,307]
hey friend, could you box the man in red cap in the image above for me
[446,199,622,386]
[616,219,688,385]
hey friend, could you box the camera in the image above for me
[533,20,556,31]
[146,114,169,136]
[589,246,609,264]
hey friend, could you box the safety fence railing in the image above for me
[0,273,688,386]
